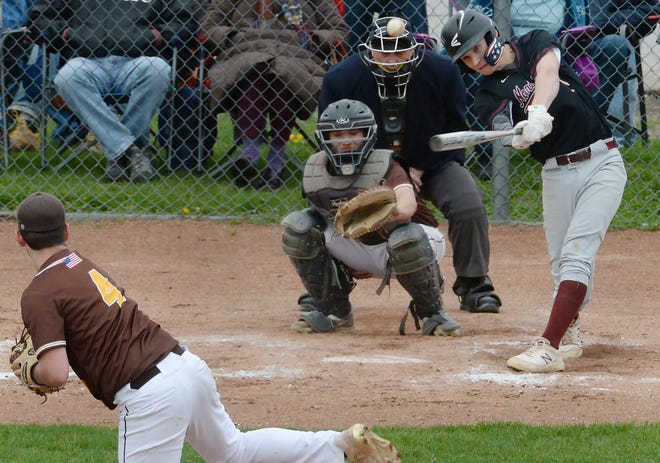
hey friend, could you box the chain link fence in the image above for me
[1,0,658,228]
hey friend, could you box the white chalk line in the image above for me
[1,336,657,387]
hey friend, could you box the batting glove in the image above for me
[511,121,532,150]
[524,105,554,141]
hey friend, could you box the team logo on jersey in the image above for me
[513,81,535,110]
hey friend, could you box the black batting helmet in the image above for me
[441,9,504,66]
[316,99,378,176]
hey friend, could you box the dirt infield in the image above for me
[0,220,658,429]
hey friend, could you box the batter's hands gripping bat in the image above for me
[429,127,523,152]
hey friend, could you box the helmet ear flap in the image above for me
[483,29,504,66]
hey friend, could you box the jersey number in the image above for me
[89,269,126,307]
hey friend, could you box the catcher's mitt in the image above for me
[334,186,397,240]
[9,328,62,401]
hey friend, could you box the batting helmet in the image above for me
[316,99,378,176]
[361,16,422,99]
[441,10,504,67]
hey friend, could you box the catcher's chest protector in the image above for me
[303,150,392,216]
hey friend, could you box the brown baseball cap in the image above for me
[16,192,66,233]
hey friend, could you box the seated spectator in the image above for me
[587,0,659,145]
[343,0,429,54]
[8,43,87,152]
[200,0,348,189]
[1,0,39,149]
[28,0,197,182]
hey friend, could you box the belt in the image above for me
[130,344,184,390]
[553,139,617,166]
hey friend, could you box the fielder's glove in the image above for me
[9,328,62,401]
[512,105,554,149]
[334,186,397,240]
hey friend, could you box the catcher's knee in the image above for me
[282,209,326,259]
[387,223,435,275]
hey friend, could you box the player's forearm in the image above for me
[531,53,560,109]
[391,184,417,221]
[34,348,70,387]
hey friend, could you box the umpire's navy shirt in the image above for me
[319,51,468,174]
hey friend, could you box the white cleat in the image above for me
[507,337,565,373]
[559,317,583,360]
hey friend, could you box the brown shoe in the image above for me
[9,117,41,151]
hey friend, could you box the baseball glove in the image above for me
[334,186,397,240]
[9,328,62,401]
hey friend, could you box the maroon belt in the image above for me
[130,344,185,390]
[553,139,617,166]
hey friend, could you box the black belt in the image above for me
[553,139,617,166]
[130,344,184,390]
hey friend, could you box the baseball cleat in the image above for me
[559,317,583,360]
[507,337,565,373]
[335,423,401,463]
[291,310,354,333]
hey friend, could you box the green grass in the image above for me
[1,422,659,462]
[1,114,657,230]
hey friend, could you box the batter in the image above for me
[12,192,401,463]
[441,10,626,372]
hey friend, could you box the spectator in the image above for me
[12,191,401,463]
[8,44,88,152]
[200,0,348,189]
[587,0,659,145]
[319,16,502,315]
[343,1,429,54]
[1,0,40,149]
[28,0,198,182]
[442,9,626,372]
[282,99,460,336]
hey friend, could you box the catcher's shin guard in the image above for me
[282,209,355,319]
[387,223,460,335]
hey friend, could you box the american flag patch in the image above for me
[64,253,82,269]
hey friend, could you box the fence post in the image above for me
[490,0,513,223]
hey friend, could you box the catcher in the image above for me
[282,99,460,336]
[10,192,400,463]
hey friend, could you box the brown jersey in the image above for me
[21,249,178,409]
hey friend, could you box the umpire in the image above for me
[319,15,501,313]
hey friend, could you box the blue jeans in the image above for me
[53,55,170,160]
[7,44,41,122]
[588,34,632,115]
[344,0,428,54]
[6,46,83,143]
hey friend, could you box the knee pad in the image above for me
[387,223,435,275]
[282,208,326,259]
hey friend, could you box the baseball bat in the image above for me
[429,127,523,152]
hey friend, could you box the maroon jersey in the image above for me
[21,249,178,409]
[384,162,438,228]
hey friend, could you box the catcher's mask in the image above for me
[316,99,378,176]
[361,16,422,99]
[441,9,504,68]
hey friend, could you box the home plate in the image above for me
[323,355,427,364]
